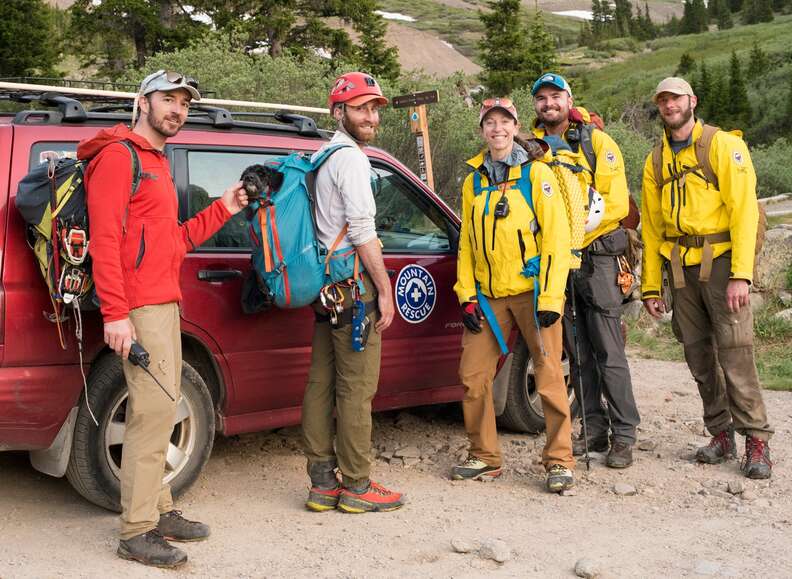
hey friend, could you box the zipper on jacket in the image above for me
[544,254,552,292]
[135,225,146,269]
[471,205,478,249]
[480,200,494,295]
[517,229,527,268]
[491,210,497,252]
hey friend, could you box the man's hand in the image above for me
[220,181,248,215]
[643,298,666,319]
[462,302,484,333]
[104,318,137,359]
[726,279,750,313]
[376,291,394,333]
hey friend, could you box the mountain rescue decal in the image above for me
[542,181,553,197]
[395,264,437,324]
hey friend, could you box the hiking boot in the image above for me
[306,484,343,512]
[741,436,773,480]
[572,433,609,456]
[606,441,633,469]
[117,530,187,568]
[451,456,503,481]
[546,464,575,493]
[157,510,210,542]
[337,481,405,513]
[695,426,737,464]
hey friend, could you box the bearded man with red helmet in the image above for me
[300,72,404,513]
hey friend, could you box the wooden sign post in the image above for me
[392,90,439,191]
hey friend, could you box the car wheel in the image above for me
[497,337,578,433]
[65,355,214,512]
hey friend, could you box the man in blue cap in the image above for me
[530,73,641,469]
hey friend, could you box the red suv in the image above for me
[0,90,571,510]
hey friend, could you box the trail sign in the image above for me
[392,90,439,190]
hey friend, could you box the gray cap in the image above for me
[138,69,201,101]
[653,77,694,103]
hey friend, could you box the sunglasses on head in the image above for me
[162,71,199,89]
[482,97,513,108]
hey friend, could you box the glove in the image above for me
[462,302,484,333]
[536,310,560,328]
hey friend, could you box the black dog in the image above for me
[240,164,284,202]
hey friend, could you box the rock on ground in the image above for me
[575,557,601,578]
[478,538,511,563]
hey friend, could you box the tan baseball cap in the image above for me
[652,77,694,103]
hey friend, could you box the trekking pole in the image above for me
[568,275,591,471]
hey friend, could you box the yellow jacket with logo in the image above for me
[640,120,758,299]
[531,107,630,247]
[454,150,571,314]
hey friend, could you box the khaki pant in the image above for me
[302,275,381,489]
[669,255,773,440]
[459,291,574,469]
[119,303,181,540]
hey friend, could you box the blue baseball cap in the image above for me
[531,73,573,97]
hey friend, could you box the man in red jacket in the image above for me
[81,70,247,568]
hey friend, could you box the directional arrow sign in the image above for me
[392,90,439,109]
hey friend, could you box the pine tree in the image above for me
[676,52,696,75]
[707,70,728,125]
[695,61,712,120]
[614,0,634,36]
[743,0,774,22]
[748,41,769,76]
[478,0,532,94]
[727,51,751,128]
[727,0,743,12]
[525,10,558,78]
[0,0,60,77]
[680,0,708,33]
[354,10,401,81]
[578,21,594,46]
[641,2,658,38]
[714,0,734,28]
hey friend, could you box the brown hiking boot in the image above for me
[117,530,187,568]
[606,441,633,468]
[157,510,210,542]
[695,426,737,464]
[741,435,772,479]
[572,433,609,457]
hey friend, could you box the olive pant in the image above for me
[459,291,574,470]
[563,253,640,444]
[302,276,381,489]
[669,254,773,440]
[120,303,181,540]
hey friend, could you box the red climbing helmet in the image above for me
[328,72,389,108]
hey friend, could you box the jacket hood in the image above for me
[77,123,158,159]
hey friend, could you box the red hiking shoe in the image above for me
[337,481,405,513]
[306,485,343,512]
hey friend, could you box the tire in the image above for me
[65,355,215,512]
[497,337,578,433]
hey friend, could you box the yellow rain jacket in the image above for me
[640,121,758,299]
[531,107,630,248]
[454,150,571,314]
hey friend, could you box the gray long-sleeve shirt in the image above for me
[311,130,377,249]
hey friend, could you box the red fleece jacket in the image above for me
[79,124,231,322]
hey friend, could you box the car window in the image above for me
[371,164,451,254]
[186,150,279,250]
[29,142,77,169]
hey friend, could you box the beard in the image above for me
[149,109,185,138]
[341,115,377,144]
[661,101,694,130]
[536,104,569,128]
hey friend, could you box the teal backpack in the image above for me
[247,144,361,309]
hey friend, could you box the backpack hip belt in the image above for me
[666,231,730,288]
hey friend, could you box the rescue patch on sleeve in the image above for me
[733,151,743,164]
[606,151,616,165]
[542,181,553,197]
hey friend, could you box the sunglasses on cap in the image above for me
[162,71,199,89]
[482,97,513,108]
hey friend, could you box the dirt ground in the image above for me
[1,355,790,578]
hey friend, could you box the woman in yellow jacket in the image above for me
[452,98,575,493]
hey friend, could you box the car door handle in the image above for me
[198,269,243,281]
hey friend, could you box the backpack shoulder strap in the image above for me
[579,123,597,174]
[695,124,720,189]
[119,140,143,195]
[651,141,664,192]
[473,171,483,196]
[311,143,351,171]
[516,162,535,214]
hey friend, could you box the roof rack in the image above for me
[0,81,329,137]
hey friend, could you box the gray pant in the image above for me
[563,252,640,444]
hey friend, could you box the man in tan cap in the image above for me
[640,76,773,480]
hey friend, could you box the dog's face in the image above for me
[240,164,283,200]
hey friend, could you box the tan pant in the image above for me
[119,303,181,540]
[669,255,773,440]
[459,291,574,469]
[302,275,382,489]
